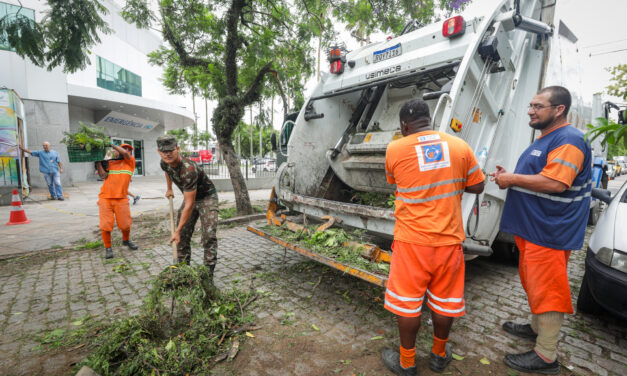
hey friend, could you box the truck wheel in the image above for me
[577,272,602,315]
[490,241,519,265]
[588,204,600,226]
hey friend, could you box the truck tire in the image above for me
[577,272,602,315]
[588,204,600,226]
[490,241,519,265]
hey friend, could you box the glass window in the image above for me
[95,55,142,97]
[0,2,36,51]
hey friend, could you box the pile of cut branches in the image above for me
[263,225,390,275]
[78,264,257,375]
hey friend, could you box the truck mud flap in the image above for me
[247,225,388,288]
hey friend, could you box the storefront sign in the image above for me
[97,111,158,132]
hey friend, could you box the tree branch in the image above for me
[241,61,274,107]
[160,4,209,68]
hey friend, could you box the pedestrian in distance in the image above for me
[20,142,64,200]
[157,135,219,282]
[96,143,139,259]
[490,86,592,375]
[127,190,141,205]
[382,99,485,375]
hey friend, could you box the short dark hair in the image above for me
[399,99,431,124]
[539,86,571,116]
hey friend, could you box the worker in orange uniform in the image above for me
[491,86,591,375]
[382,99,485,376]
[96,143,139,259]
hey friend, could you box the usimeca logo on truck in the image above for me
[366,65,401,80]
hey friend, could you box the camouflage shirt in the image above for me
[160,157,216,200]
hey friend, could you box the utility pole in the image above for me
[192,91,198,149]
[205,96,209,150]
[317,35,321,82]
[249,106,253,160]
[259,100,263,158]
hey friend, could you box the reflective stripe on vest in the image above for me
[510,186,591,203]
[108,170,133,176]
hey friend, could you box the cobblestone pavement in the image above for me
[0,224,626,375]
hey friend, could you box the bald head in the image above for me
[42,142,50,152]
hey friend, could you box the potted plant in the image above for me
[61,122,110,162]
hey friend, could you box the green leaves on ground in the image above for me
[75,264,257,375]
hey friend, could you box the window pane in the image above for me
[95,56,142,96]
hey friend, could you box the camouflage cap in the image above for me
[157,135,177,151]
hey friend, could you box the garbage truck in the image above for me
[249,0,599,286]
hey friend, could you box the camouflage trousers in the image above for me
[176,193,219,266]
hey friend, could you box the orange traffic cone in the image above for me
[5,189,31,226]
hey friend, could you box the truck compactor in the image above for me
[252,0,598,282]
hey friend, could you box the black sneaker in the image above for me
[57,197,64,201]
[504,350,559,375]
[502,322,538,340]
[105,248,113,259]
[429,343,452,373]
[123,240,138,250]
[381,348,417,376]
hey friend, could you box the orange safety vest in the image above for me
[385,131,484,246]
[99,157,136,199]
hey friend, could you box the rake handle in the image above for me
[168,196,178,264]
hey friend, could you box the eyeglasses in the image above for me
[528,104,559,112]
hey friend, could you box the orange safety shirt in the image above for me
[385,131,485,246]
[99,157,136,199]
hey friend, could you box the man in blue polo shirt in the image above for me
[20,141,64,200]
[490,86,591,375]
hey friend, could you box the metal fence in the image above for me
[200,159,277,180]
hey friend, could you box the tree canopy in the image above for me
[606,64,627,100]
[1,0,468,214]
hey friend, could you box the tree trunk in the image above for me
[218,137,253,215]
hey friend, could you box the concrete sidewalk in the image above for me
[0,175,271,258]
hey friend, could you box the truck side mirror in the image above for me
[270,133,277,151]
[618,110,625,125]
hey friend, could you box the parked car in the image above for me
[606,161,618,179]
[252,158,276,173]
[577,180,627,319]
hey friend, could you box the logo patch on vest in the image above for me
[416,141,450,171]
[530,149,542,157]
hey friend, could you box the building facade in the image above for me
[0,0,194,191]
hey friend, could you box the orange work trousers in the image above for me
[98,198,131,233]
[515,236,573,314]
[384,240,466,318]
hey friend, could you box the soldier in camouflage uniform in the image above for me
[157,135,219,279]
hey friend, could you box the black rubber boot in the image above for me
[429,343,452,373]
[502,322,538,340]
[105,248,113,259]
[381,348,417,376]
[123,240,138,250]
[504,350,559,375]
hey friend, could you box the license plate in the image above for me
[373,43,402,63]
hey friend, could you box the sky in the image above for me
[181,0,627,133]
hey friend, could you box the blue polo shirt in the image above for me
[31,150,61,173]
[500,125,592,251]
